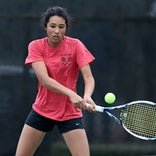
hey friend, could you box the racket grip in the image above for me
[94,105,104,112]
[86,103,104,112]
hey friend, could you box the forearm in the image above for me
[32,62,74,97]
[32,61,88,108]
[41,76,86,107]
[40,76,75,97]
[83,76,95,98]
[80,65,95,98]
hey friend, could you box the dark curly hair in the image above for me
[40,6,71,28]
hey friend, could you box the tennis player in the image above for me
[15,6,95,156]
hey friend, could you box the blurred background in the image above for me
[1,0,156,155]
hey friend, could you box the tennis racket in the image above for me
[88,100,156,140]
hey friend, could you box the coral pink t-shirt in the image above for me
[25,36,95,121]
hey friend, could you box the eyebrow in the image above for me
[49,23,65,26]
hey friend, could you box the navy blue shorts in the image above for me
[25,109,84,133]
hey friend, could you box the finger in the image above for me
[85,103,95,112]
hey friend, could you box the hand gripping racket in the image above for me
[89,100,156,140]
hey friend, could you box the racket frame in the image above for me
[94,100,156,140]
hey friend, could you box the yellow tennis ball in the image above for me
[104,92,116,104]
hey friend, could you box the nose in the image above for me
[55,27,59,33]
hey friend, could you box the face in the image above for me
[45,15,67,47]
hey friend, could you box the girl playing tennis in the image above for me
[15,6,96,156]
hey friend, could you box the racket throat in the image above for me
[106,111,122,125]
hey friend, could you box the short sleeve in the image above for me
[76,40,95,69]
[25,40,44,65]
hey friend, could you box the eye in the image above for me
[50,25,56,28]
[59,25,65,29]
[48,23,56,28]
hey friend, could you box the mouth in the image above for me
[53,35,59,40]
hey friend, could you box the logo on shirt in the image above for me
[61,54,72,65]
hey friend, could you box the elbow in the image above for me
[40,80,48,87]
[38,76,50,88]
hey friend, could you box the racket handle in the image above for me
[86,103,104,112]
[95,105,104,112]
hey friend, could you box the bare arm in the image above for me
[31,61,85,107]
[80,64,96,110]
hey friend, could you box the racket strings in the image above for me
[121,103,156,138]
[128,105,156,137]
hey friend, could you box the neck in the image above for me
[47,37,64,48]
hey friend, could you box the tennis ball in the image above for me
[104,92,116,104]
